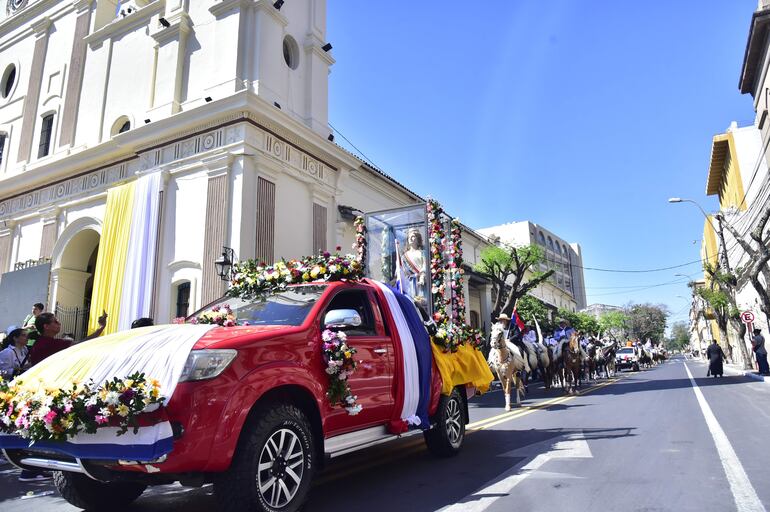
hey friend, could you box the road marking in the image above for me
[684,363,766,512]
[440,434,593,512]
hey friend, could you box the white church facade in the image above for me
[0,0,494,335]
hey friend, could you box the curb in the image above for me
[724,363,769,383]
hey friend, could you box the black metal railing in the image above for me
[54,301,91,341]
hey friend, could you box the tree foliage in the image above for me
[515,295,553,333]
[626,303,669,344]
[598,310,628,341]
[667,321,690,352]
[474,244,553,320]
[557,309,600,336]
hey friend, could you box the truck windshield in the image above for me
[201,285,326,326]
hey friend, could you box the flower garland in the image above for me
[427,199,448,326]
[191,304,236,326]
[354,216,367,273]
[426,200,484,353]
[228,250,364,301]
[321,330,362,415]
[0,372,164,443]
[380,225,394,282]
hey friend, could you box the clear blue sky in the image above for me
[327,1,758,325]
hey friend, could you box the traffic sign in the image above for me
[741,311,755,324]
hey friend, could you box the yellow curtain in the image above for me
[88,181,136,335]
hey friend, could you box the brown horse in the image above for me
[562,334,582,394]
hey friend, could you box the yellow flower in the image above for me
[319,266,327,274]
[310,267,320,278]
[344,351,351,358]
[302,273,310,280]
[124,379,134,388]
[117,404,130,417]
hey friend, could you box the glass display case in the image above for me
[365,204,438,313]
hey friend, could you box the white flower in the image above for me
[99,407,111,417]
[105,392,120,406]
[345,404,363,416]
[325,367,337,375]
[336,332,347,341]
[85,395,98,407]
[322,331,334,342]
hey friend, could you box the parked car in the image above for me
[616,347,640,372]
[2,280,477,512]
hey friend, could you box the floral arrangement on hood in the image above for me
[228,250,364,301]
[0,372,163,443]
[320,329,362,415]
[189,304,236,326]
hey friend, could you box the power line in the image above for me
[329,122,380,170]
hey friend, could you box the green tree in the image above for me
[515,295,553,333]
[626,303,669,345]
[557,309,600,336]
[598,310,628,341]
[667,321,690,352]
[474,244,553,320]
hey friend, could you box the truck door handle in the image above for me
[373,348,387,355]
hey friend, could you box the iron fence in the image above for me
[54,301,91,342]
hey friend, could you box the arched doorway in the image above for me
[49,218,101,339]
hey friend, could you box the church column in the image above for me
[149,11,192,116]
[38,207,61,260]
[16,17,52,164]
[479,283,493,337]
[201,154,233,305]
[58,0,92,148]
[0,221,16,276]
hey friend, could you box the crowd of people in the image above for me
[0,303,155,482]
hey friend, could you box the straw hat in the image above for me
[497,313,511,322]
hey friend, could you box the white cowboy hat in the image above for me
[497,313,511,321]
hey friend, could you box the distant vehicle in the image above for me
[616,347,640,372]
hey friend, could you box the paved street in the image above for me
[2,355,769,512]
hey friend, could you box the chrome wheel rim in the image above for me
[257,428,305,508]
[446,398,463,447]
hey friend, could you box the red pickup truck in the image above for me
[3,280,472,512]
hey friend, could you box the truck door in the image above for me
[323,288,395,433]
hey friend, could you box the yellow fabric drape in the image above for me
[88,181,136,335]
[431,342,494,396]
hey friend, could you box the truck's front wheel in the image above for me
[215,404,316,512]
[53,471,146,510]
[424,388,465,457]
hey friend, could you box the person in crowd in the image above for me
[706,340,725,378]
[131,317,155,329]
[22,302,44,346]
[752,328,769,376]
[0,328,30,379]
[29,311,108,366]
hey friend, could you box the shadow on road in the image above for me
[305,426,637,512]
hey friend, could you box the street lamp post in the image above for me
[668,198,731,272]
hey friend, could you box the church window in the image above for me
[38,114,54,158]
[1,64,16,99]
[0,133,6,167]
[283,35,299,70]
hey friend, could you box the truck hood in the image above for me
[193,325,303,349]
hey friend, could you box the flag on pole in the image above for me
[512,307,526,333]
[394,239,406,294]
[533,316,543,344]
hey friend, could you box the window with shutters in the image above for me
[38,113,54,158]
[255,177,276,264]
[313,203,327,254]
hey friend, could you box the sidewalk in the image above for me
[685,355,769,383]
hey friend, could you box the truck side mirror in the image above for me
[323,309,362,330]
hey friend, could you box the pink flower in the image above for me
[44,410,57,425]
[95,415,109,425]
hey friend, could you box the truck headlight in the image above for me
[179,350,237,382]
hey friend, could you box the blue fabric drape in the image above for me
[391,286,432,429]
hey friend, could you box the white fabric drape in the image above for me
[83,325,212,403]
[118,173,162,331]
[374,281,420,425]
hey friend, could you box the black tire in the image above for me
[632,363,640,372]
[424,388,465,457]
[53,471,146,511]
[214,404,316,512]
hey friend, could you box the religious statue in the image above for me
[402,227,426,301]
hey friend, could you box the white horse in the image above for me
[488,324,527,410]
